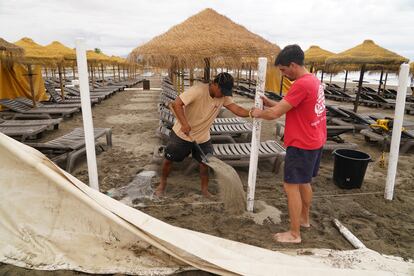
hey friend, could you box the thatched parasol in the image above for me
[410,62,414,74]
[326,39,408,112]
[0,37,24,58]
[304,45,335,83]
[14,38,64,107]
[45,41,78,98]
[129,8,280,81]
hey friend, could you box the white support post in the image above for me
[247,57,267,212]
[75,38,99,191]
[385,63,409,200]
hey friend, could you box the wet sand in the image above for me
[2,76,413,274]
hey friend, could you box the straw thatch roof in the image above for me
[87,50,112,64]
[14,37,63,65]
[326,39,408,72]
[305,45,335,66]
[410,62,414,74]
[129,8,280,68]
[0,38,24,55]
[44,41,76,60]
[110,55,127,65]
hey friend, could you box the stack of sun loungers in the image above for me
[0,76,142,171]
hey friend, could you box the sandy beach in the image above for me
[1,76,413,275]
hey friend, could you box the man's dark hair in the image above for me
[275,44,305,66]
[213,72,234,96]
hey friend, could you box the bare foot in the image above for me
[201,190,212,198]
[300,218,311,228]
[273,231,301,243]
[154,185,165,197]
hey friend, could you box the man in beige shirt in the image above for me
[156,73,252,197]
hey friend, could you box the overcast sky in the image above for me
[1,0,413,61]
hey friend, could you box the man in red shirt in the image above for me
[252,45,326,243]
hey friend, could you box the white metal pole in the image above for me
[247,57,267,212]
[384,63,409,200]
[75,38,99,191]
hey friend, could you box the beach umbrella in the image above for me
[14,37,63,107]
[86,50,111,86]
[129,8,280,82]
[45,41,77,98]
[304,45,335,82]
[0,37,24,62]
[326,39,408,112]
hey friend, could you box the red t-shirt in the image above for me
[283,74,327,150]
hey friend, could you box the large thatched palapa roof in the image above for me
[410,62,414,74]
[0,38,24,55]
[44,41,76,61]
[87,50,112,64]
[326,39,408,71]
[304,45,335,66]
[14,37,63,65]
[129,8,280,68]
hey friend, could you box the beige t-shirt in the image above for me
[172,83,233,143]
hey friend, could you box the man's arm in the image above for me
[170,97,191,135]
[251,99,293,120]
[225,103,250,117]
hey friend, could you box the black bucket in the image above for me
[332,149,372,189]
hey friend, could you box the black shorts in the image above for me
[164,131,213,163]
[284,146,323,184]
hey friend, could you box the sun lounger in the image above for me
[45,84,101,104]
[212,140,285,171]
[361,128,414,153]
[275,120,356,151]
[0,117,62,130]
[25,127,112,172]
[0,99,79,118]
[0,124,48,141]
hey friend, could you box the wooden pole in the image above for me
[236,69,240,88]
[378,69,384,94]
[101,63,105,83]
[329,73,333,85]
[63,65,66,80]
[385,64,409,200]
[321,70,324,82]
[91,64,95,88]
[45,67,48,78]
[123,65,126,81]
[383,72,388,91]
[279,76,284,96]
[353,64,366,113]
[248,66,252,89]
[204,58,210,82]
[58,64,65,100]
[112,65,116,80]
[189,68,194,86]
[75,38,99,191]
[247,57,267,212]
[117,64,121,81]
[26,64,37,108]
[343,70,348,92]
[72,65,76,79]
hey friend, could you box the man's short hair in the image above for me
[275,45,305,66]
[213,72,233,96]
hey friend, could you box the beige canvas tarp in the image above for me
[0,133,412,275]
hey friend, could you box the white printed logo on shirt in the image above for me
[314,84,325,116]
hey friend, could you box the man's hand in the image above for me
[251,107,262,118]
[181,123,191,136]
[261,95,274,107]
